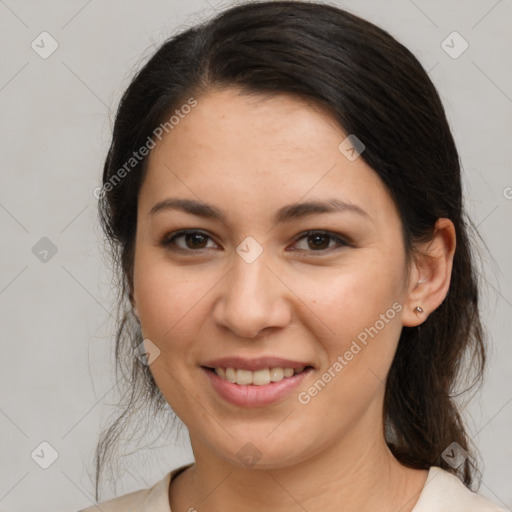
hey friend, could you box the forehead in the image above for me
[140,88,396,225]
[146,88,353,172]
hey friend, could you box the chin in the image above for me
[210,432,314,471]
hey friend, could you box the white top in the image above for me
[78,463,507,512]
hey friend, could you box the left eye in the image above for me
[291,230,350,253]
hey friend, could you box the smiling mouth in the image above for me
[202,366,313,386]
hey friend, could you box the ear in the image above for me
[402,218,456,327]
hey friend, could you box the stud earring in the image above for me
[414,306,424,313]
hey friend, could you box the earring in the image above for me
[414,306,424,313]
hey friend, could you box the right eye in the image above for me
[160,230,218,252]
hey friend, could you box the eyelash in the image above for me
[160,229,352,255]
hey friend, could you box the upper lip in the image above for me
[202,356,313,372]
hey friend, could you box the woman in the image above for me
[80,1,505,511]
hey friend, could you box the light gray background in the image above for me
[0,0,511,511]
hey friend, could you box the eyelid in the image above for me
[160,229,352,253]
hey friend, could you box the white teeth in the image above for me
[225,367,236,383]
[236,369,253,385]
[284,368,295,377]
[213,366,307,385]
[270,368,284,381]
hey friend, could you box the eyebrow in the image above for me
[149,197,370,224]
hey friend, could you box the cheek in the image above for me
[292,256,404,334]
[132,248,219,356]
[293,270,404,428]
[288,253,405,380]
[132,252,208,407]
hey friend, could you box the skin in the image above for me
[131,88,456,512]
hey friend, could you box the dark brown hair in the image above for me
[95,0,487,501]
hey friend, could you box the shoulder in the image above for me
[413,466,507,512]
[76,463,193,512]
[77,483,157,512]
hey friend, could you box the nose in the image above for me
[213,252,291,339]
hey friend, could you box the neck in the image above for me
[170,418,428,512]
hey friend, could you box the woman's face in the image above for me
[132,88,416,469]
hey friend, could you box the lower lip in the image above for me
[202,367,313,407]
